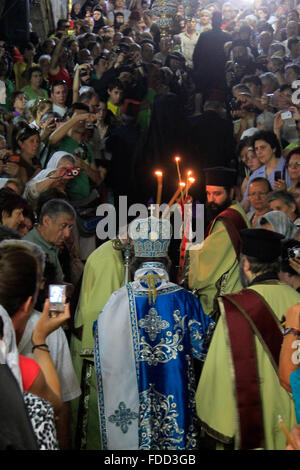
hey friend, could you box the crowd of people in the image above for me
[3,0,300,452]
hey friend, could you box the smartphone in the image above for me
[274,171,282,181]
[49,284,66,312]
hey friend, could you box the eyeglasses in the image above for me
[248,191,269,197]
[288,162,300,168]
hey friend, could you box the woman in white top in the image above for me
[243,130,292,201]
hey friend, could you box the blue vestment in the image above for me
[290,368,300,423]
[94,262,215,450]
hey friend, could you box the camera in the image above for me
[229,98,242,111]
[75,143,88,159]
[281,110,293,120]
[79,67,92,78]
[287,247,300,259]
[66,167,81,177]
[1,153,20,164]
[266,93,275,105]
[49,284,66,312]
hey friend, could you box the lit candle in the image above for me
[155,170,163,217]
[174,156,184,204]
[162,182,185,218]
[185,170,192,187]
[185,177,195,199]
[67,0,72,20]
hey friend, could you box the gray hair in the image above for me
[39,198,76,225]
[38,54,51,64]
[256,111,275,131]
[267,190,297,208]
[259,72,279,88]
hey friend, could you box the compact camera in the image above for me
[287,247,300,259]
[266,93,275,105]
[1,154,20,164]
[281,110,293,120]
[79,67,92,78]
[229,98,242,111]
[66,167,81,177]
[49,284,66,312]
[75,143,89,159]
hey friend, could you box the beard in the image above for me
[205,197,232,226]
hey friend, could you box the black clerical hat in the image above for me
[204,167,237,187]
[240,228,284,262]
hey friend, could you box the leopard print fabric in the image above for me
[23,392,59,450]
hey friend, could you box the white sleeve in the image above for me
[46,328,81,403]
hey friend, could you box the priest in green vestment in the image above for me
[196,228,299,450]
[70,239,126,449]
[187,167,250,319]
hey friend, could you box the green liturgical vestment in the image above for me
[188,202,250,317]
[70,240,125,449]
[196,281,300,450]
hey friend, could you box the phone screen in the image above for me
[49,285,64,303]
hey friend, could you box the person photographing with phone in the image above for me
[0,242,71,448]
[243,130,292,202]
[273,105,300,162]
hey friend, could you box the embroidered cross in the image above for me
[108,402,138,434]
[139,308,170,341]
[148,204,156,217]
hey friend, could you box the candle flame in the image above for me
[187,170,192,176]
[155,170,163,176]
[175,156,181,162]
[179,182,186,187]
[188,177,195,184]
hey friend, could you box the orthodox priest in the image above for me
[187,167,250,319]
[70,237,128,450]
[196,228,299,450]
[94,216,215,450]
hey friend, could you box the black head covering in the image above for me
[204,167,237,187]
[241,228,284,262]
